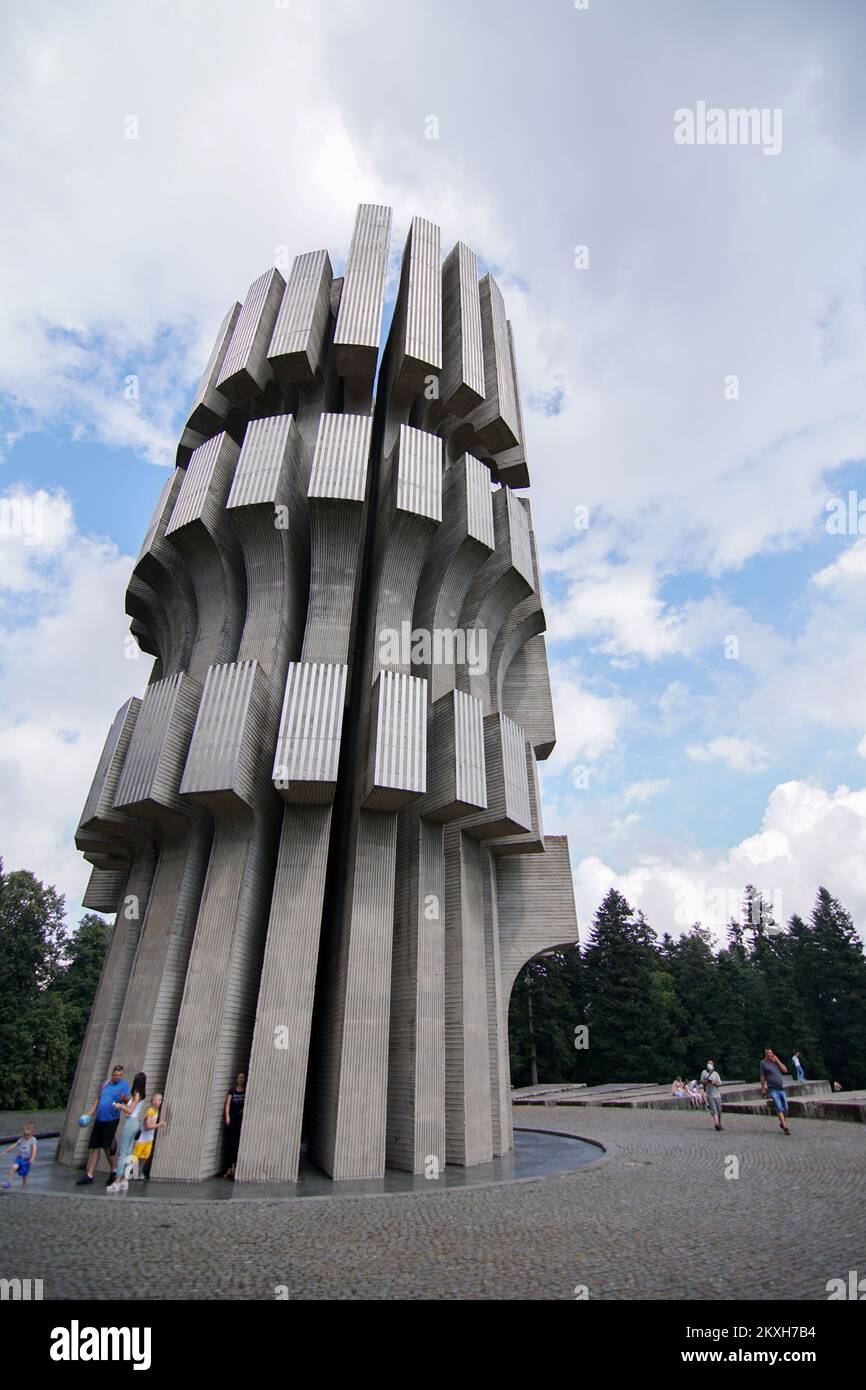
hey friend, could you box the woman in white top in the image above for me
[107,1071,146,1192]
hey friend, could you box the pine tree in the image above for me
[713,916,763,1080]
[743,887,812,1074]
[581,890,663,1083]
[509,948,581,1086]
[662,924,718,1077]
[789,889,866,1089]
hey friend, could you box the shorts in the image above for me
[707,1094,722,1117]
[769,1087,788,1115]
[14,1158,31,1177]
[89,1118,119,1151]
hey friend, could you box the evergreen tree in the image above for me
[509,949,581,1086]
[742,886,813,1077]
[788,889,866,1089]
[581,891,664,1083]
[662,924,718,1077]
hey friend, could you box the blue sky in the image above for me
[2,0,866,940]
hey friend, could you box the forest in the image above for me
[509,884,866,1092]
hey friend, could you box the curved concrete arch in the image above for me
[457,486,534,710]
[165,432,247,683]
[128,468,197,675]
[411,451,494,701]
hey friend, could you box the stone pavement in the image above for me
[0,1111,63,1142]
[2,1106,864,1300]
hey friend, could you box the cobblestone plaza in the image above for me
[6,1107,865,1300]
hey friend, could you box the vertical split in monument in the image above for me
[61,203,578,1183]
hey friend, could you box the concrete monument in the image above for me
[59,205,578,1182]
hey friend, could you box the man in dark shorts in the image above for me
[759,1047,791,1135]
[76,1064,130,1185]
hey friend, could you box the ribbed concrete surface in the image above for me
[440,241,485,415]
[216,267,285,404]
[186,301,241,437]
[63,204,578,1190]
[268,249,332,385]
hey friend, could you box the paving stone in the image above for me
[1,1106,863,1300]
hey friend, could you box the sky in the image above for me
[2,0,866,941]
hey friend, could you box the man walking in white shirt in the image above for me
[700,1059,724,1131]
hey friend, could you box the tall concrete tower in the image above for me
[59,206,578,1182]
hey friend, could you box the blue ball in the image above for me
[78,1114,91,1127]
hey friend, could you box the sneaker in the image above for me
[2,1181,11,1189]
[105,1182,119,1194]
[118,1179,129,1192]
[105,1171,117,1187]
[76,1175,94,1185]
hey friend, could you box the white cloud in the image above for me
[623,778,672,805]
[547,558,684,660]
[0,488,148,921]
[546,665,631,769]
[812,537,866,589]
[0,488,75,592]
[573,780,866,943]
[686,736,771,773]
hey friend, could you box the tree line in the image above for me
[509,884,866,1092]
[0,862,109,1110]
[4,857,866,1111]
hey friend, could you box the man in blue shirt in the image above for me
[759,1048,792,1135]
[76,1065,130,1185]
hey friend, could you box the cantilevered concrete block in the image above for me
[440,241,485,417]
[113,673,202,825]
[268,250,333,386]
[307,410,370,502]
[466,274,521,455]
[180,660,268,812]
[388,215,442,403]
[216,267,286,404]
[303,412,371,665]
[423,689,487,821]
[459,712,532,840]
[333,203,392,398]
[273,661,348,803]
[185,302,242,437]
[492,321,530,488]
[364,670,427,809]
[81,866,128,913]
[76,697,142,855]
